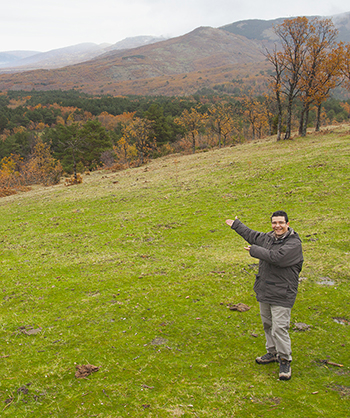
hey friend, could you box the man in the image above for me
[225,211,303,381]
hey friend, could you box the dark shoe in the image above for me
[279,358,292,380]
[255,352,278,364]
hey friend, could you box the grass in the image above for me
[0,127,349,417]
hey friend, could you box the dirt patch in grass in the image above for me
[75,364,100,378]
[332,385,350,397]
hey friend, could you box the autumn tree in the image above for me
[208,103,235,147]
[23,139,63,186]
[0,139,62,195]
[174,106,208,153]
[266,16,344,138]
[274,17,310,139]
[98,111,135,131]
[113,136,137,167]
[121,118,155,165]
[0,154,22,192]
[242,96,268,140]
[340,43,350,92]
[298,18,342,136]
[265,45,286,140]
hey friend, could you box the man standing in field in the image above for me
[225,211,303,380]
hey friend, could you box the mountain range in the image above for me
[0,12,349,96]
[0,36,167,70]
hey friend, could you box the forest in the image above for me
[1,17,350,197]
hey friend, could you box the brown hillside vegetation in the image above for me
[0,27,270,96]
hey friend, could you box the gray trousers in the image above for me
[259,302,292,361]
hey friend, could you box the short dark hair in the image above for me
[271,210,288,223]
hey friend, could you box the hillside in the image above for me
[0,50,40,67]
[221,11,350,42]
[0,43,108,70]
[0,27,269,96]
[0,37,167,72]
[0,128,349,416]
[1,12,349,97]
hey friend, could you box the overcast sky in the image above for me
[2,0,350,52]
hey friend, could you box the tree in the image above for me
[24,139,62,186]
[0,114,8,133]
[265,45,286,140]
[298,18,341,136]
[0,139,62,192]
[143,104,173,145]
[174,106,208,153]
[313,44,344,132]
[121,118,155,165]
[262,94,277,136]
[46,124,83,178]
[274,17,310,139]
[266,17,344,138]
[242,96,268,140]
[0,154,22,190]
[113,136,137,167]
[341,43,350,91]
[79,120,113,170]
[208,103,235,148]
[0,131,36,160]
[46,121,112,176]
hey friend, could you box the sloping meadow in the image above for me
[1,128,349,417]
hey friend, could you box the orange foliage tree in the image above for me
[273,17,310,139]
[121,118,155,165]
[208,103,236,148]
[242,96,268,140]
[174,106,208,154]
[0,139,62,196]
[113,136,137,168]
[341,43,350,93]
[266,16,345,139]
[98,111,135,131]
[23,139,63,186]
[0,154,23,193]
[298,18,342,136]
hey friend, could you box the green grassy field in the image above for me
[1,127,349,417]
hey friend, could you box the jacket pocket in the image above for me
[264,281,288,299]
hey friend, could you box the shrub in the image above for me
[65,173,83,186]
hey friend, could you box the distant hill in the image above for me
[0,43,108,71]
[331,12,350,42]
[0,36,166,72]
[220,18,284,41]
[0,12,349,97]
[106,36,168,52]
[0,50,40,67]
[220,11,350,43]
[0,27,269,96]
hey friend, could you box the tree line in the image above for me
[1,16,350,195]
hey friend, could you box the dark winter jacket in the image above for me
[231,219,303,308]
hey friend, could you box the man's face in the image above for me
[271,216,289,237]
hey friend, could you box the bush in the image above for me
[65,173,83,186]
